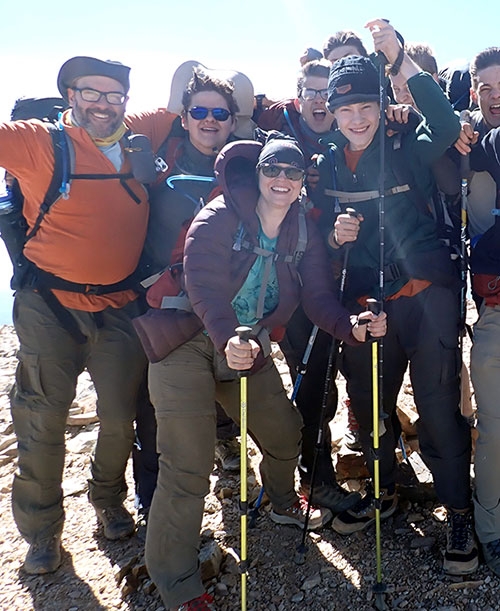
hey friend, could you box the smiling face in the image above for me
[333,101,380,151]
[257,163,303,214]
[299,74,335,134]
[181,90,236,155]
[472,64,500,129]
[67,75,127,139]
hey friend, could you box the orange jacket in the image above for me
[0,108,177,311]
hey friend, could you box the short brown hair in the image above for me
[323,31,368,60]
[405,43,438,75]
[296,59,331,97]
[182,68,239,115]
[470,47,500,89]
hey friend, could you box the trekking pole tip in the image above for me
[294,544,307,565]
[373,582,388,610]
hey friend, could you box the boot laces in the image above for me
[448,511,472,551]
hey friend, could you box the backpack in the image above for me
[2,99,159,342]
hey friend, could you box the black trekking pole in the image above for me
[369,46,391,611]
[294,209,357,565]
[235,325,252,611]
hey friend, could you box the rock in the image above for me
[218,487,233,500]
[301,573,321,591]
[215,582,229,596]
[407,512,425,523]
[62,477,87,497]
[66,411,99,426]
[0,434,16,453]
[336,451,370,480]
[199,539,222,581]
[291,592,305,602]
[410,536,435,549]
[66,430,98,454]
[0,441,17,457]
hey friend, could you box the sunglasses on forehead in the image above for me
[259,164,305,181]
[188,106,232,121]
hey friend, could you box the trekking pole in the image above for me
[367,45,390,611]
[458,110,475,426]
[294,210,357,565]
[366,298,387,611]
[235,325,252,611]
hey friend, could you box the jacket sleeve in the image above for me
[299,219,360,346]
[408,72,461,165]
[183,201,244,353]
[470,126,500,181]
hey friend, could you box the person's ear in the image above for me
[180,111,188,131]
[470,87,478,105]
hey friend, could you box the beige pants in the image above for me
[145,331,303,608]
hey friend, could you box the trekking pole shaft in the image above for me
[235,325,252,611]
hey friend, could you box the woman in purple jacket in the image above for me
[144,134,386,611]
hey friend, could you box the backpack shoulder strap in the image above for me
[24,123,72,243]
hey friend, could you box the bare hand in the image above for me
[352,311,387,342]
[305,162,320,191]
[365,19,402,65]
[225,335,260,370]
[386,103,410,125]
[454,122,479,155]
[332,211,363,246]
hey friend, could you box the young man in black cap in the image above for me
[312,19,477,576]
[0,55,177,574]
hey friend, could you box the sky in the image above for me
[0,0,498,322]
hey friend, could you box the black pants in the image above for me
[280,306,339,486]
[341,284,471,509]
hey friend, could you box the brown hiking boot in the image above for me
[23,534,62,575]
[271,497,332,530]
[95,504,135,540]
[332,486,398,535]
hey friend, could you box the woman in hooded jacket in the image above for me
[144,134,386,611]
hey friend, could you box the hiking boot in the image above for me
[344,398,362,451]
[443,509,479,575]
[299,481,361,513]
[95,504,135,540]
[482,538,500,578]
[214,438,240,472]
[136,507,149,543]
[171,592,215,610]
[332,486,398,535]
[270,497,332,530]
[23,534,62,575]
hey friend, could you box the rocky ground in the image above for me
[1,308,499,611]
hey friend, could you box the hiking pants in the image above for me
[471,304,500,543]
[133,380,239,511]
[341,284,471,509]
[10,289,146,543]
[280,305,339,486]
[145,331,302,608]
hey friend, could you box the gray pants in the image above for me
[10,289,146,542]
[145,332,302,608]
[471,304,500,543]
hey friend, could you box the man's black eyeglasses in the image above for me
[301,88,328,101]
[72,87,126,105]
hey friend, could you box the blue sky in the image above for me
[0,0,499,321]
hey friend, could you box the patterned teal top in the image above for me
[231,228,279,325]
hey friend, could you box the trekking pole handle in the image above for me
[364,298,383,343]
[236,326,253,378]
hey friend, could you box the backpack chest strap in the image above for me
[324,184,410,203]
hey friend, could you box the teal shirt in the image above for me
[232,228,279,326]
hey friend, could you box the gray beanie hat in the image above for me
[57,56,131,101]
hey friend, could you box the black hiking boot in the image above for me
[94,504,135,540]
[444,509,478,575]
[483,538,500,578]
[299,481,361,514]
[24,534,62,575]
[332,485,398,535]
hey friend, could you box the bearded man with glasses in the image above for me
[0,55,185,576]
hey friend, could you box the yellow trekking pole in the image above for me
[236,325,252,611]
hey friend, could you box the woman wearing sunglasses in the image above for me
[144,133,386,611]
